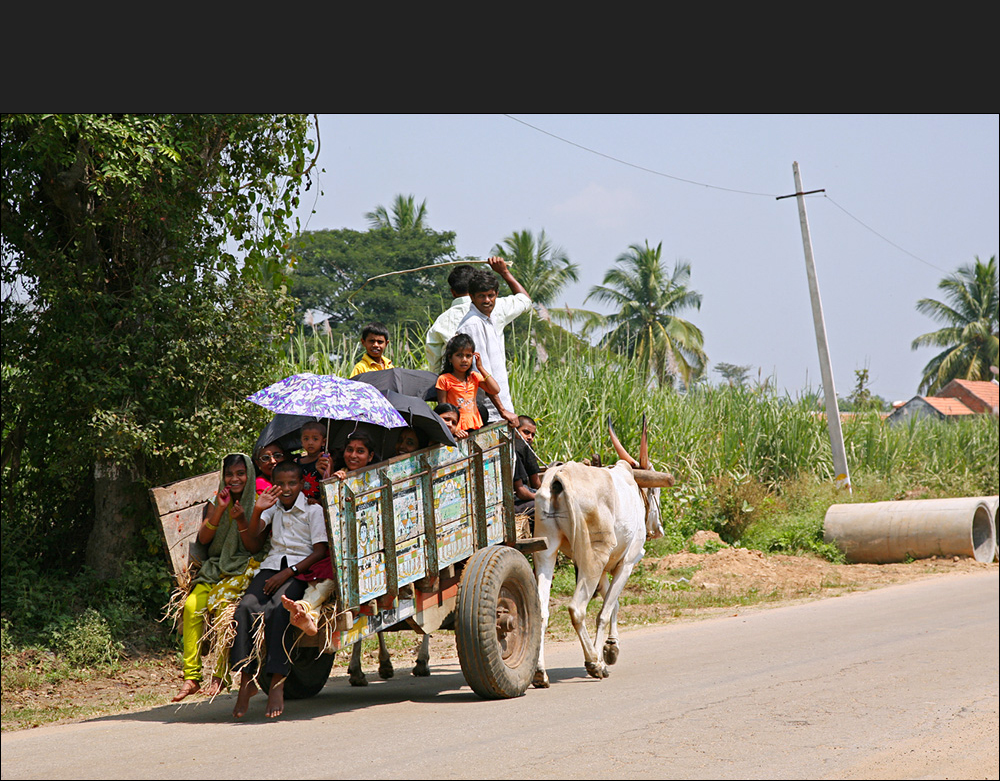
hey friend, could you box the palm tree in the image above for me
[491,229,579,307]
[584,241,707,387]
[911,255,999,394]
[490,229,582,364]
[365,194,429,232]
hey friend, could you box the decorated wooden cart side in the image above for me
[150,421,543,702]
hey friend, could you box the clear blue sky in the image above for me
[295,114,999,404]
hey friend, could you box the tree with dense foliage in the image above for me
[584,241,707,387]
[911,255,999,395]
[1,113,315,577]
[287,226,459,347]
[365,194,429,232]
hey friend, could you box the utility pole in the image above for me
[779,162,852,492]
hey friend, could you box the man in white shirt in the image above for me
[426,264,476,374]
[455,257,531,426]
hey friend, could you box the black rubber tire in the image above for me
[455,545,541,699]
[259,645,335,700]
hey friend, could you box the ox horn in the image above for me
[607,416,639,468]
[632,468,676,488]
[639,414,649,470]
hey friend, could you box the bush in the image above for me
[45,609,123,668]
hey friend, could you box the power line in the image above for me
[505,114,956,276]
[503,115,780,198]
[822,196,950,274]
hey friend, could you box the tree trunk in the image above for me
[86,458,145,579]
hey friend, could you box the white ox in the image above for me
[532,418,674,687]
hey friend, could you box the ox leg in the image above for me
[568,564,607,680]
[412,634,431,677]
[593,556,639,671]
[377,632,394,679]
[596,573,620,666]
[532,546,558,688]
[347,641,368,686]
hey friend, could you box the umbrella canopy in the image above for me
[248,373,407,428]
[353,366,491,408]
[385,390,457,447]
[352,367,439,402]
[249,373,407,456]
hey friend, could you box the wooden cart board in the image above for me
[322,422,515,613]
[150,421,539,701]
[149,470,220,578]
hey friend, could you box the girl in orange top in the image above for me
[435,333,502,435]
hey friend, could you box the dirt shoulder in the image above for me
[2,549,996,732]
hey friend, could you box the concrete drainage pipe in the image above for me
[824,496,997,564]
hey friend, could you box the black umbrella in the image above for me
[353,366,491,410]
[352,368,439,402]
[254,413,316,457]
[255,414,397,463]
[253,391,456,463]
[385,390,457,448]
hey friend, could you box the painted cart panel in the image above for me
[321,422,515,611]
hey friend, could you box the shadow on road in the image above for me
[80,659,595,726]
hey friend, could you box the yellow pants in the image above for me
[181,583,230,683]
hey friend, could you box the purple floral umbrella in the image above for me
[247,373,407,429]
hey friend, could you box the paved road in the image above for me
[3,571,997,780]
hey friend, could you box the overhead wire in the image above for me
[503,114,956,275]
[503,114,781,198]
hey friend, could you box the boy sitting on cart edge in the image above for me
[231,461,328,719]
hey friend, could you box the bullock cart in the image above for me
[151,422,543,700]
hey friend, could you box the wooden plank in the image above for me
[149,471,219,579]
[158,504,208,578]
[149,471,220,515]
[471,439,489,551]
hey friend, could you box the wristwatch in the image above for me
[290,564,299,574]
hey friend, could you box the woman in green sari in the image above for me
[172,453,269,701]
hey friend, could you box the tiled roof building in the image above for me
[886,379,999,425]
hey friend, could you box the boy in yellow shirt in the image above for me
[349,322,394,377]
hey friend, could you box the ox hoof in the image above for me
[532,669,550,689]
[603,640,619,666]
[378,660,394,680]
[585,661,610,679]
[412,661,430,677]
[349,672,369,687]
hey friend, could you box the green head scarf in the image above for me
[193,452,270,585]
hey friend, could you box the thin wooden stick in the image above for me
[346,258,511,311]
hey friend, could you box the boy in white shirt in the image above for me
[231,461,328,719]
[455,257,531,425]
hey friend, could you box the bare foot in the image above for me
[232,676,258,718]
[265,675,285,718]
[202,676,225,697]
[172,679,200,702]
[282,595,319,636]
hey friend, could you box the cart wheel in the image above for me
[456,545,541,699]
[259,645,335,700]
